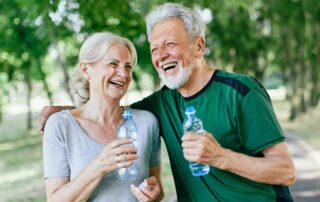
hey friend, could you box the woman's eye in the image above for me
[108,62,117,67]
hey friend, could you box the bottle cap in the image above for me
[185,106,196,115]
[122,110,132,118]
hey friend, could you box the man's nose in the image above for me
[157,46,169,61]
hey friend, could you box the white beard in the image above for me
[159,63,193,89]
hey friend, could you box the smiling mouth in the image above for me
[161,61,178,72]
[109,80,124,87]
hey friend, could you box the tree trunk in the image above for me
[314,22,320,106]
[253,54,267,82]
[0,89,2,123]
[25,68,33,130]
[297,7,307,113]
[52,42,73,102]
[289,71,299,121]
[35,59,53,105]
[297,40,307,113]
[282,26,298,120]
[310,82,319,106]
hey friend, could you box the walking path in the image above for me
[287,133,320,202]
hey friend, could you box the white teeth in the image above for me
[160,61,178,71]
[110,80,124,86]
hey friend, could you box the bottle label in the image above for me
[118,129,127,138]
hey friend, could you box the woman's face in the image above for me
[87,43,133,100]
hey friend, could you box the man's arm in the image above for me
[182,133,296,186]
[221,141,295,185]
[38,106,75,133]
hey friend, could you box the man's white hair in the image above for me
[146,3,205,42]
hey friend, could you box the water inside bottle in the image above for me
[189,162,210,176]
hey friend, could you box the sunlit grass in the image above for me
[0,111,45,201]
[273,100,320,150]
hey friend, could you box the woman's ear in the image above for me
[194,37,205,58]
[80,63,90,80]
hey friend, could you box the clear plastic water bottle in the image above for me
[117,110,138,180]
[183,106,210,176]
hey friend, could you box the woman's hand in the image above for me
[90,138,137,176]
[131,176,162,202]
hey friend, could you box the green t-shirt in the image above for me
[131,70,293,202]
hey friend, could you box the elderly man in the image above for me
[133,3,295,201]
[40,3,295,202]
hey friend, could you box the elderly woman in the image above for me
[43,32,163,202]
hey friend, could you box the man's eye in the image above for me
[125,65,132,70]
[151,48,158,55]
[167,42,175,47]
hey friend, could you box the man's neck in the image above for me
[178,62,215,97]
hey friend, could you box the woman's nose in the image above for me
[116,66,126,77]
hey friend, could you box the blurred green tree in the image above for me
[0,0,319,127]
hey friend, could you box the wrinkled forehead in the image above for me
[149,19,189,44]
[102,44,133,62]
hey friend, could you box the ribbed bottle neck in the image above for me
[186,113,196,120]
[123,116,132,120]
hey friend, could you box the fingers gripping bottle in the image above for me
[183,106,210,176]
[117,110,138,180]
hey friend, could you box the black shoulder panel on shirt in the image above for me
[213,75,251,97]
[273,185,294,202]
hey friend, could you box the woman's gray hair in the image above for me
[70,65,90,107]
[146,3,205,42]
[70,32,137,107]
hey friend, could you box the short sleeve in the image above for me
[43,114,70,178]
[236,81,285,154]
[149,116,161,168]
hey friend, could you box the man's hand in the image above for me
[182,131,296,185]
[131,176,162,202]
[181,131,226,167]
[38,106,74,134]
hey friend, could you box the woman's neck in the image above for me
[75,95,123,126]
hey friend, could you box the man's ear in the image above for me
[80,63,90,80]
[194,37,205,58]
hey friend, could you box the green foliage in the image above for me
[0,0,319,115]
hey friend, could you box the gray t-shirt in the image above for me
[43,108,161,202]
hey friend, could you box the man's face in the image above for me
[149,18,196,89]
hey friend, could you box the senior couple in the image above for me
[40,3,296,202]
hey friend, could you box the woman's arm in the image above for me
[45,138,137,202]
[45,170,102,202]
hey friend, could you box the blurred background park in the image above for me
[1,0,320,201]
